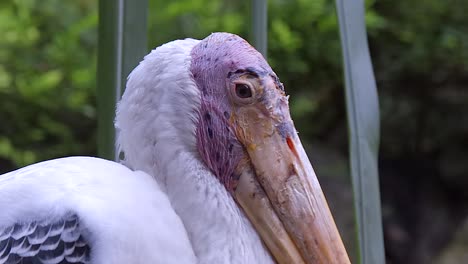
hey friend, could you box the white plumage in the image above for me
[0,38,272,263]
[1,157,195,263]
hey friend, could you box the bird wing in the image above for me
[0,157,196,264]
[0,212,89,264]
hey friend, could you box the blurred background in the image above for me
[0,0,467,263]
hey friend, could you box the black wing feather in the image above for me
[0,213,91,264]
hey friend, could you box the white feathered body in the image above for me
[0,157,196,263]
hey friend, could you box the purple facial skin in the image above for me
[191,33,278,193]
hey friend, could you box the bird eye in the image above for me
[228,80,256,105]
[235,83,253,99]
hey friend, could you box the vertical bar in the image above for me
[251,0,268,57]
[335,0,385,263]
[97,0,148,160]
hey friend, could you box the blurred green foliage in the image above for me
[0,0,467,174]
[0,0,97,168]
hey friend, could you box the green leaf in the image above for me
[335,0,385,263]
[0,65,12,90]
[17,69,63,98]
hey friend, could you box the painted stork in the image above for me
[0,33,350,264]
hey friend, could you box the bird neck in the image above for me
[148,147,272,263]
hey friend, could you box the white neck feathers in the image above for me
[115,38,273,263]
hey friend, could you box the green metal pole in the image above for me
[251,0,267,58]
[335,0,385,263]
[97,0,148,160]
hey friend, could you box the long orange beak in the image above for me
[231,75,350,264]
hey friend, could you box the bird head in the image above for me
[117,32,350,264]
